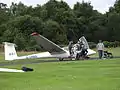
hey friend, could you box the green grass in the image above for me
[0,59,120,90]
[90,47,120,57]
[0,48,120,90]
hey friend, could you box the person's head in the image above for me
[77,41,80,44]
[99,40,102,43]
[70,41,73,44]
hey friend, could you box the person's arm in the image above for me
[96,44,98,49]
[102,43,104,50]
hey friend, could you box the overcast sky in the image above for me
[0,0,116,13]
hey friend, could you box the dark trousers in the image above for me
[98,50,103,59]
[69,48,72,55]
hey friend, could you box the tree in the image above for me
[1,0,120,51]
[106,12,120,41]
[73,1,101,41]
[10,2,33,16]
[0,3,9,25]
[1,15,43,50]
[0,3,7,8]
[42,0,70,21]
[43,20,68,44]
[74,1,94,18]
[113,0,120,13]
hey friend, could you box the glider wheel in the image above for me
[59,58,64,61]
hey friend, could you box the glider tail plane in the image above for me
[79,36,89,49]
[3,42,18,60]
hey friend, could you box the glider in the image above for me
[3,32,96,61]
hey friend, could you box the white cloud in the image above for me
[0,0,116,13]
[90,0,116,13]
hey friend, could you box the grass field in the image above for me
[91,47,120,57]
[0,48,120,90]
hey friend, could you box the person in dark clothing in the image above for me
[79,44,88,59]
[68,41,73,56]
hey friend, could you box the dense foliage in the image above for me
[0,0,120,50]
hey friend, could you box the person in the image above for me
[73,42,81,60]
[96,40,104,59]
[74,41,85,60]
[68,41,73,56]
[76,41,82,51]
[80,44,88,58]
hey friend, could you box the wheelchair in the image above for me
[103,51,113,58]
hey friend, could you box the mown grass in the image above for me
[0,59,120,90]
[0,48,120,90]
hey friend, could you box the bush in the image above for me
[88,42,97,48]
[103,41,120,48]
[103,41,110,48]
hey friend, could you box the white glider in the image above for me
[3,32,96,61]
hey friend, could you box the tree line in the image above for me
[0,0,120,51]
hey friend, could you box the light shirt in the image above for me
[97,43,104,50]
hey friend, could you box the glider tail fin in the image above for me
[79,36,90,49]
[3,42,18,60]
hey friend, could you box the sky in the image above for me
[0,0,116,13]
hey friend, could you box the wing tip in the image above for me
[31,32,40,36]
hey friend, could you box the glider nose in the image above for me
[31,32,40,36]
